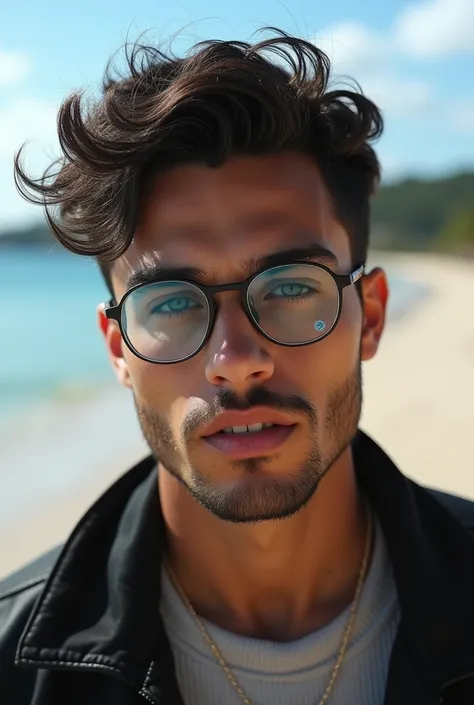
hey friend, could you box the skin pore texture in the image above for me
[99,152,388,642]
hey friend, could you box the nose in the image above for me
[204,302,275,393]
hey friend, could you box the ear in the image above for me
[360,268,389,362]
[97,304,132,389]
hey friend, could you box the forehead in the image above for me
[112,153,352,291]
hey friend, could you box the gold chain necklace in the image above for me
[165,508,373,705]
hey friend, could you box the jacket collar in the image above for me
[354,433,474,693]
[16,431,474,700]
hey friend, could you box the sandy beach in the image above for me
[361,253,474,493]
[1,251,473,580]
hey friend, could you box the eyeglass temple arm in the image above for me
[350,264,365,284]
[100,298,117,320]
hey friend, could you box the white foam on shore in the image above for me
[0,386,148,529]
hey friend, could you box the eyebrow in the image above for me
[125,243,338,290]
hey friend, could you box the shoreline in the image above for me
[0,386,149,580]
[1,252,473,580]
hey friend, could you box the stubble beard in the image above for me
[134,363,362,524]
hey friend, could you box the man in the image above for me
[1,28,474,705]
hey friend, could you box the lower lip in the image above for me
[203,425,296,459]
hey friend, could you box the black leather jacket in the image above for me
[1,432,474,705]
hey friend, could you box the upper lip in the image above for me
[201,407,297,437]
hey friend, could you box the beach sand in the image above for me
[361,253,474,494]
[1,252,473,580]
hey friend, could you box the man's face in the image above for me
[102,152,387,523]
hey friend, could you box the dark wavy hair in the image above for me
[14,28,383,295]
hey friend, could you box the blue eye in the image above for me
[271,283,311,298]
[152,296,199,314]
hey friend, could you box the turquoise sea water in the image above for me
[0,248,113,425]
[0,247,429,427]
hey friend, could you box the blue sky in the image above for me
[1,0,473,228]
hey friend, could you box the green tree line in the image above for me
[371,171,474,255]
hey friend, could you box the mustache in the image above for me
[182,386,317,441]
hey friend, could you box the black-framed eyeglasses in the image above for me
[104,261,365,364]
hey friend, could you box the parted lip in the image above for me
[200,407,297,437]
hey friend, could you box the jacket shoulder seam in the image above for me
[16,655,123,674]
[0,572,49,602]
[16,647,136,675]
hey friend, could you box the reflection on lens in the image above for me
[247,264,340,344]
[122,281,210,362]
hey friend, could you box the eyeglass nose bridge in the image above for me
[203,278,252,298]
[202,277,261,339]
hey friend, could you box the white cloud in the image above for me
[314,8,473,140]
[314,21,433,117]
[361,75,433,115]
[0,45,60,227]
[0,48,30,86]
[393,0,474,58]
[0,97,59,228]
[0,97,58,159]
[315,0,474,88]
[314,21,391,76]
[451,101,474,132]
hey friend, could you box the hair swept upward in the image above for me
[14,27,383,277]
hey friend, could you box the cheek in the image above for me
[126,354,184,408]
[125,354,202,432]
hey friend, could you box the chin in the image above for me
[187,464,323,524]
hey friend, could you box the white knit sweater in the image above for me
[160,517,400,705]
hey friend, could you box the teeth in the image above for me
[221,423,274,434]
[248,423,264,432]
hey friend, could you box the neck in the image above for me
[159,447,369,642]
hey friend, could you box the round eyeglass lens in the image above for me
[122,281,210,362]
[247,263,340,344]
